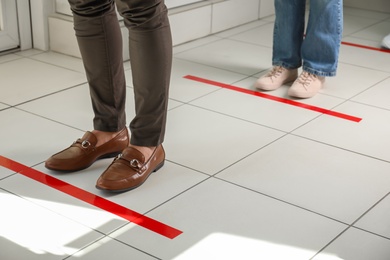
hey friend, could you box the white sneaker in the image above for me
[288,71,325,98]
[381,34,390,49]
[255,66,298,91]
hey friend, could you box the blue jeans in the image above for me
[272,0,343,77]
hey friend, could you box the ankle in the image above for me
[92,129,125,147]
[129,145,155,161]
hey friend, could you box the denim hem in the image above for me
[303,66,337,77]
[272,62,301,70]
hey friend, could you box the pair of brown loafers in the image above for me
[45,128,165,192]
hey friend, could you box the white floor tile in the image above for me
[323,63,390,99]
[31,51,85,73]
[110,178,347,260]
[354,193,390,239]
[228,22,275,48]
[17,84,134,131]
[0,166,15,179]
[173,35,221,55]
[352,76,390,110]
[313,227,390,260]
[164,104,284,174]
[293,101,390,162]
[0,108,82,166]
[17,84,97,131]
[342,14,381,37]
[17,80,181,132]
[170,58,249,103]
[0,53,21,63]
[190,76,345,132]
[174,38,273,75]
[217,135,390,223]
[0,173,128,234]
[15,49,44,57]
[67,237,157,260]
[213,20,271,39]
[36,160,208,214]
[339,44,390,73]
[342,36,382,49]
[1,7,390,260]
[0,103,9,110]
[0,189,103,260]
[348,21,390,45]
[0,58,86,105]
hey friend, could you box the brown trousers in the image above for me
[68,0,172,146]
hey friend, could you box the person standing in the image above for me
[45,0,172,192]
[255,0,343,98]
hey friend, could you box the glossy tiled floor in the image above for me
[1,7,390,260]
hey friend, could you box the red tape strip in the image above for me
[0,155,182,239]
[341,41,390,53]
[184,75,362,123]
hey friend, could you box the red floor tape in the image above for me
[184,75,362,123]
[0,156,182,239]
[342,41,390,53]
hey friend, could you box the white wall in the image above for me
[166,0,205,9]
[54,0,210,16]
[30,0,55,50]
[48,0,275,58]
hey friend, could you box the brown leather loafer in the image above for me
[96,145,165,192]
[45,128,129,172]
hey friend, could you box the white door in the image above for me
[0,0,20,52]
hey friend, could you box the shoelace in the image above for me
[295,71,316,89]
[265,66,285,80]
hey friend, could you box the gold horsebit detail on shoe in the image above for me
[130,159,141,168]
[81,140,91,149]
[73,139,92,149]
[115,154,142,170]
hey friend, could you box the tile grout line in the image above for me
[309,192,390,259]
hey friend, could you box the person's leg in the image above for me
[289,0,343,98]
[70,0,127,134]
[301,0,343,77]
[45,0,129,171]
[96,0,172,192]
[116,0,172,148]
[272,0,307,69]
[255,0,305,91]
